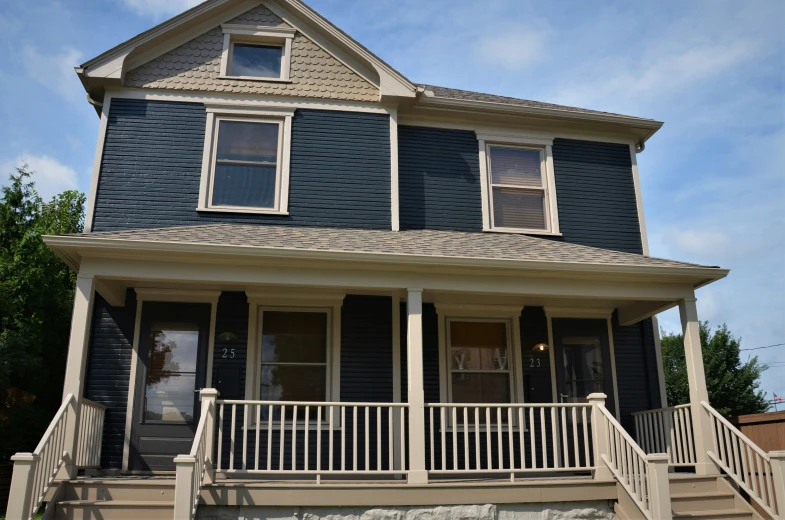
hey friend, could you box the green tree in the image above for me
[661,321,769,416]
[0,165,85,464]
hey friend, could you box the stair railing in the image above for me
[75,399,106,468]
[702,401,785,519]
[173,389,219,520]
[5,394,76,520]
[632,404,696,466]
[589,393,672,520]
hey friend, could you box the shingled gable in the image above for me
[76,0,416,102]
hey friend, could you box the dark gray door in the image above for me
[552,318,616,415]
[129,302,211,471]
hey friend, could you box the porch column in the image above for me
[679,297,718,475]
[406,288,428,484]
[58,274,96,479]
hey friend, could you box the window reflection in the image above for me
[561,336,604,402]
[144,325,200,423]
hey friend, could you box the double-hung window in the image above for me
[448,320,513,405]
[199,107,293,215]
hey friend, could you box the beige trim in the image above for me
[406,288,427,484]
[219,25,295,82]
[133,288,221,303]
[122,299,143,472]
[475,132,553,146]
[221,24,296,37]
[606,318,621,417]
[205,300,219,387]
[651,315,668,407]
[477,139,491,231]
[390,109,400,231]
[546,316,557,403]
[84,95,112,233]
[391,293,402,470]
[544,307,614,319]
[629,144,650,256]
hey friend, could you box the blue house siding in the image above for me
[552,138,643,254]
[92,99,391,232]
[84,290,137,469]
[397,126,483,232]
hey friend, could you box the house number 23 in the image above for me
[529,358,541,368]
[222,348,235,359]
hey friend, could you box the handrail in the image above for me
[76,399,106,468]
[632,404,696,466]
[702,401,781,519]
[174,391,217,520]
[6,394,75,520]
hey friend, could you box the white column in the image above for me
[61,274,96,479]
[679,297,718,475]
[391,294,402,472]
[588,393,612,480]
[406,288,428,484]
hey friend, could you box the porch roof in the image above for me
[46,224,727,286]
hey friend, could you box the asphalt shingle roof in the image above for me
[72,224,714,270]
[419,84,660,123]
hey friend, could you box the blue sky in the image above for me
[0,1,783,405]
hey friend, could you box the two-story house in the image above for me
[6,1,785,520]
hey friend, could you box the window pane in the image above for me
[144,373,196,422]
[148,326,199,373]
[230,44,282,78]
[492,187,546,230]
[490,147,543,187]
[261,365,327,401]
[561,337,604,400]
[212,164,277,208]
[452,373,511,404]
[261,311,327,363]
[216,121,278,163]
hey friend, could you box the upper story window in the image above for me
[478,136,560,235]
[198,105,293,215]
[219,25,295,82]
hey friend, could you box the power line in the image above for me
[740,342,785,352]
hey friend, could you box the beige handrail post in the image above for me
[406,288,428,484]
[5,453,37,520]
[588,393,611,480]
[647,453,673,520]
[173,455,196,520]
[771,451,785,517]
[679,297,718,475]
[200,389,219,485]
[60,275,96,479]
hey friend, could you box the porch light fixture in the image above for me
[217,331,239,342]
[532,343,550,352]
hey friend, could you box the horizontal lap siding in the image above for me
[92,99,391,231]
[398,126,483,231]
[211,292,249,400]
[84,291,137,469]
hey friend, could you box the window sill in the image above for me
[197,206,289,216]
[218,75,293,84]
[486,227,562,237]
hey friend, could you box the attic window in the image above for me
[219,24,295,82]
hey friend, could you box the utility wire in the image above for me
[740,342,785,351]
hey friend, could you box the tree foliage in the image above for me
[661,321,769,416]
[0,166,85,464]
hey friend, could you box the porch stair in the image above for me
[614,474,763,520]
[51,478,175,520]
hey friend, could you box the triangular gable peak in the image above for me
[125,4,378,102]
[78,0,415,102]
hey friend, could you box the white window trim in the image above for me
[478,137,561,236]
[198,105,294,215]
[219,25,295,83]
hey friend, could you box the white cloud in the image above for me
[21,46,84,103]
[1,155,80,201]
[663,228,734,259]
[121,0,203,18]
[476,31,547,71]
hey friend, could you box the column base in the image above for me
[407,470,429,485]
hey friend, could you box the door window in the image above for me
[560,336,604,402]
[143,323,200,423]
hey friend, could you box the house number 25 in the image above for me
[222,348,235,359]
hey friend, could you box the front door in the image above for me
[552,318,616,415]
[129,302,211,471]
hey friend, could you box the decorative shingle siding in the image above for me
[398,126,483,232]
[124,5,378,101]
[92,99,391,231]
[84,291,137,469]
[552,138,643,254]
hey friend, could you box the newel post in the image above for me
[770,451,785,517]
[173,455,196,520]
[200,388,219,485]
[5,453,38,520]
[588,393,611,480]
[647,453,673,520]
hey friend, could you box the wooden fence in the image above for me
[730,410,785,453]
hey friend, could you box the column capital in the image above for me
[406,287,423,294]
[681,297,697,304]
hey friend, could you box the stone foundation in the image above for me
[197,502,616,520]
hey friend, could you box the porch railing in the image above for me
[425,403,595,477]
[703,401,784,519]
[632,404,696,466]
[215,400,409,476]
[6,394,75,520]
[75,399,106,468]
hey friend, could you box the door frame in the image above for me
[122,288,220,472]
[544,307,620,418]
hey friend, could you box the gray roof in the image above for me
[419,84,660,124]
[69,224,714,270]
